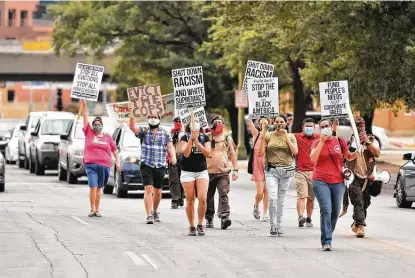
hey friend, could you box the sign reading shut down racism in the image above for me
[172,66,206,110]
[319,80,349,119]
[242,60,274,95]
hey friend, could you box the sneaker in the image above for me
[153,211,161,222]
[221,217,232,230]
[94,211,102,217]
[253,205,260,220]
[306,217,313,227]
[179,198,184,207]
[261,216,269,222]
[277,229,285,237]
[351,223,358,233]
[270,225,278,236]
[188,227,197,236]
[206,219,214,228]
[146,215,154,224]
[356,226,365,238]
[322,244,332,251]
[298,216,306,227]
[171,201,179,209]
[88,211,95,217]
[197,225,205,236]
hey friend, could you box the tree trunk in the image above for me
[227,95,239,144]
[289,58,306,133]
[362,109,375,135]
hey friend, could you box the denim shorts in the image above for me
[85,163,110,188]
[180,170,209,183]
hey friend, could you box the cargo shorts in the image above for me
[295,171,314,200]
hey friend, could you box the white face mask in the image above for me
[192,123,201,131]
[148,118,160,126]
[321,127,332,136]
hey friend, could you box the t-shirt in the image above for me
[180,133,210,172]
[311,137,348,184]
[83,123,116,168]
[207,133,233,174]
[294,132,320,171]
[265,132,297,167]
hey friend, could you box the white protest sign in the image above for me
[248,77,279,119]
[242,60,274,95]
[172,66,206,110]
[178,107,208,129]
[319,80,349,119]
[127,84,164,118]
[70,63,104,102]
[162,93,175,120]
[105,101,130,127]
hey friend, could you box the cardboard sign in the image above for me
[235,89,248,108]
[127,83,164,118]
[105,101,130,127]
[162,93,175,119]
[172,66,206,110]
[319,80,349,119]
[178,107,209,129]
[242,60,274,95]
[70,63,104,102]
[248,77,279,119]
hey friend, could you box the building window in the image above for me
[8,9,16,27]
[7,90,15,102]
[20,10,28,26]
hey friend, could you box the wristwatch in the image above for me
[233,169,238,172]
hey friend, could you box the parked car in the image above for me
[393,152,415,208]
[0,119,21,140]
[18,112,47,169]
[103,123,171,198]
[4,123,24,164]
[28,112,75,175]
[58,116,115,184]
[0,141,7,192]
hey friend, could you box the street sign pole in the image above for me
[236,59,247,160]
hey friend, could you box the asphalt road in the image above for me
[1,164,415,278]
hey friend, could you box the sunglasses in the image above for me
[148,116,158,119]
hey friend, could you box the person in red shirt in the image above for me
[294,118,320,228]
[310,119,357,251]
[80,99,120,218]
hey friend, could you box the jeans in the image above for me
[168,156,184,201]
[205,173,230,220]
[266,168,291,229]
[312,180,345,245]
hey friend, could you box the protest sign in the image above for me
[242,60,274,95]
[178,106,208,129]
[247,77,279,119]
[235,89,248,108]
[105,102,130,127]
[127,83,164,118]
[70,63,104,102]
[319,80,349,119]
[172,66,206,110]
[162,93,174,120]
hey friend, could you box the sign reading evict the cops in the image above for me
[242,60,274,95]
[248,77,279,119]
[178,107,208,129]
[172,66,206,110]
[319,80,349,119]
[70,63,104,102]
[127,84,164,118]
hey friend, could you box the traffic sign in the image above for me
[235,89,248,108]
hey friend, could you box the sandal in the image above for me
[94,211,102,217]
[88,211,95,217]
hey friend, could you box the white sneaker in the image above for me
[261,216,269,222]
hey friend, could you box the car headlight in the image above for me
[74,150,84,156]
[40,143,55,150]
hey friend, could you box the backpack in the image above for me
[248,134,260,175]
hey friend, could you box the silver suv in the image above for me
[28,112,75,175]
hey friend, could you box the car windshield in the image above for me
[122,129,141,148]
[41,119,72,135]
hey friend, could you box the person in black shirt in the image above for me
[179,119,211,236]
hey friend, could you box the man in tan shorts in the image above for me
[294,118,320,227]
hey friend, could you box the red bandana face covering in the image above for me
[213,122,224,134]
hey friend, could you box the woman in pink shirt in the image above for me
[80,99,120,217]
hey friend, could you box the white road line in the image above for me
[124,251,146,266]
[71,216,90,225]
[141,254,158,270]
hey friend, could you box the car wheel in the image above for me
[24,151,30,170]
[5,148,10,164]
[0,182,4,192]
[66,158,78,184]
[58,158,67,181]
[103,183,114,194]
[18,157,24,168]
[396,175,413,208]
[115,172,127,198]
[29,153,35,173]
[35,152,45,176]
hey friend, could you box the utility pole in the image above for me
[236,59,247,159]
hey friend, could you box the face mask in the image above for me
[275,124,285,131]
[267,125,275,132]
[92,124,103,133]
[148,118,160,127]
[192,123,201,131]
[304,127,314,136]
[212,122,223,134]
[321,127,332,137]
[173,121,182,130]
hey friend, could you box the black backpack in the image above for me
[248,134,260,175]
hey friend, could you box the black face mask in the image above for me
[149,124,159,129]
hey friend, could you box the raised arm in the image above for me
[310,137,326,164]
[247,119,259,138]
[81,99,88,127]
[128,109,140,135]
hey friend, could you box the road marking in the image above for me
[71,216,90,226]
[124,251,146,266]
[141,254,158,270]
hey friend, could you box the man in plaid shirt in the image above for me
[129,113,176,224]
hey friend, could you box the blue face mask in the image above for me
[304,127,314,136]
